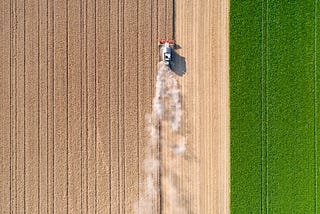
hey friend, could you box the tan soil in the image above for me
[0,0,229,213]
[162,1,229,213]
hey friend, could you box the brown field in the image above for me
[0,0,229,213]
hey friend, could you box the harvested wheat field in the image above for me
[0,0,229,213]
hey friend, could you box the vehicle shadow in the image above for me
[171,47,186,77]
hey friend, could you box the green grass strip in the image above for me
[230,1,262,213]
[316,2,320,213]
[230,1,318,213]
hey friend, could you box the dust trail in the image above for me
[136,61,186,214]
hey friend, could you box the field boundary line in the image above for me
[314,0,317,212]
[260,0,269,213]
[259,0,263,212]
[266,0,269,213]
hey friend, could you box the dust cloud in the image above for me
[135,62,186,214]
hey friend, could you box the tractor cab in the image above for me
[159,40,175,67]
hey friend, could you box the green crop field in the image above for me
[230,1,320,213]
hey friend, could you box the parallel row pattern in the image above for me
[172,1,229,213]
[0,0,171,213]
[231,1,319,212]
[0,0,230,213]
